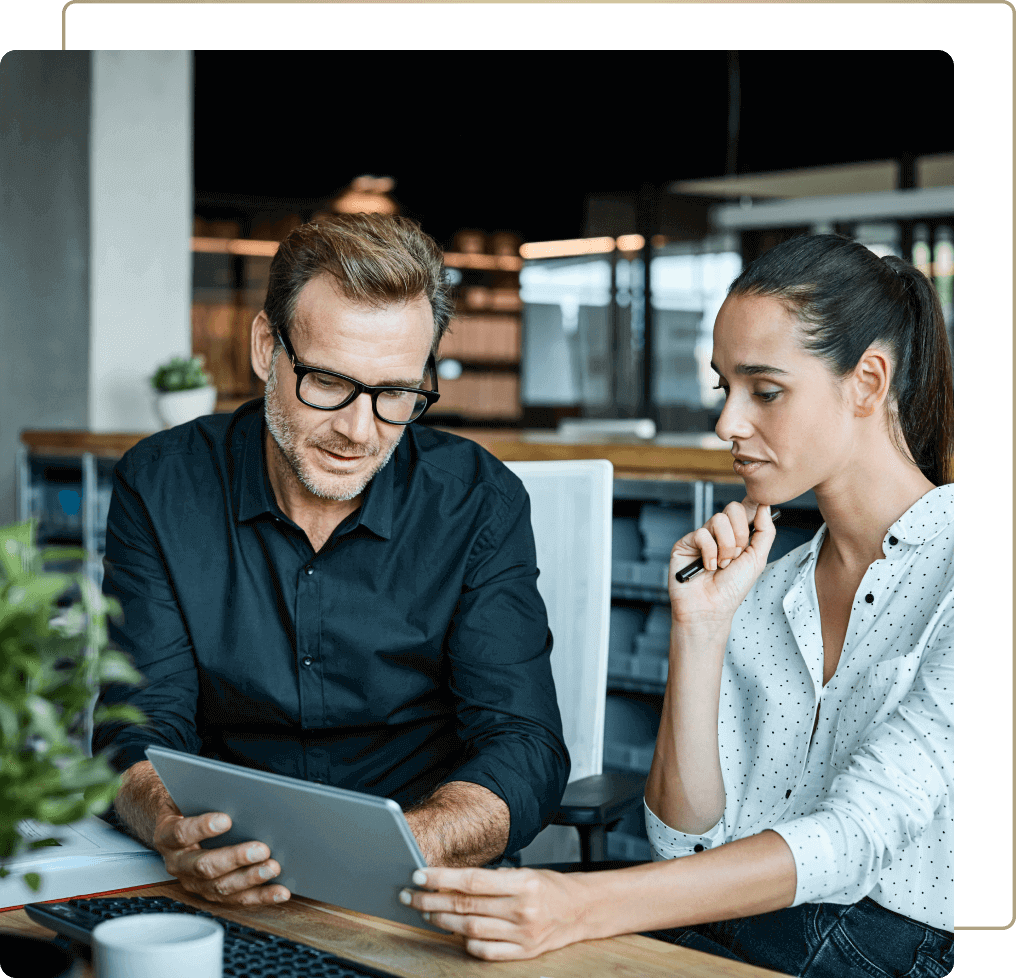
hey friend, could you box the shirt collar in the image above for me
[886,483,953,546]
[233,400,396,540]
[234,401,276,523]
[793,482,953,568]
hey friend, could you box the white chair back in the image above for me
[504,459,613,783]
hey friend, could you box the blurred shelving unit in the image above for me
[429,230,525,426]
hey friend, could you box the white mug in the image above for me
[92,913,224,978]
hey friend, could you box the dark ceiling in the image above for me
[193,50,953,247]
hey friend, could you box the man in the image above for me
[93,214,569,907]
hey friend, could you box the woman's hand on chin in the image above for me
[668,500,779,627]
[400,866,590,960]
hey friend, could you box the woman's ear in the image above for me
[851,346,892,419]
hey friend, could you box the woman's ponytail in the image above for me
[880,256,954,486]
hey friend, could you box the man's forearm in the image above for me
[113,760,180,848]
[404,781,510,867]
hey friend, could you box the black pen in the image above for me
[674,509,781,584]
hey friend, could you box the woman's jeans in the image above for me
[647,898,954,977]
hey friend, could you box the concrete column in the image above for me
[88,51,193,432]
[0,52,92,524]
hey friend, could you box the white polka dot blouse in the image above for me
[645,484,953,932]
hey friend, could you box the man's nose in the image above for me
[333,391,377,445]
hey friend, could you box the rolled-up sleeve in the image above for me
[773,605,953,906]
[645,799,726,860]
[92,455,204,772]
[441,483,571,856]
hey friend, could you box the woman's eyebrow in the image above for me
[710,361,789,377]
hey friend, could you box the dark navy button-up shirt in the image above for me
[92,399,569,856]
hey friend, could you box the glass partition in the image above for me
[519,256,613,410]
[650,236,742,431]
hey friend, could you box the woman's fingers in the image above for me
[412,866,523,895]
[746,503,778,563]
[709,513,739,568]
[401,867,580,960]
[402,867,530,922]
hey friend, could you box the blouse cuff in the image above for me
[644,798,726,860]
[771,814,844,905]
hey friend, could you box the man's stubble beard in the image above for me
[263,347,403,502]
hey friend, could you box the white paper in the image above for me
[1,815,173,909]
[10,816,151,868]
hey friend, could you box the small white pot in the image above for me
[155,385,218,429]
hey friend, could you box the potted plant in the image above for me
[150,355,217,429]
[0,521,143,977]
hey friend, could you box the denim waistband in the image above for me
[865,893,950,942]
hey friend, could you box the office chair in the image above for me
[504,460,646,868]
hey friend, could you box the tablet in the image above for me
[145,746,437,931]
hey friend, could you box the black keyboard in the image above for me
[26,895,402,978]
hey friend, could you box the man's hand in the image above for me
[152,810,290,906]
[115,760,289,906]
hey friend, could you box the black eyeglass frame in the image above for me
[275,328,441,424]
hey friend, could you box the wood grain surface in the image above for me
[1,881,791,978]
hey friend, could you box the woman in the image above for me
[400,234,954,977]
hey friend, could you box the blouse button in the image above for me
[694,844,704,852]
[785,789,792,798]
[305,566,314,575]
[865,593,874,603]
[302,656,314,667]
[888,536,898,546]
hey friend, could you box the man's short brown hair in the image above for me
[263,214,454,352]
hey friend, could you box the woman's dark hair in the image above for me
[727,234,953,486]
[263,213,455,354]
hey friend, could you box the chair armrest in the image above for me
[551,771,646,828]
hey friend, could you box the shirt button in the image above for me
[785,789,792,798]
[865,593,874,604]
[305,566,314,575]
[888,536,898,546]
[302,656,314,667]
[693,844,704,852]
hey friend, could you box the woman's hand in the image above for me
[668,500,778,627]
[399,866,589,960]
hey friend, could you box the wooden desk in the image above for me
[17,424,950,485]
[2,881,789,978]
[19,428,741,484]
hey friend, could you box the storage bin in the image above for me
[608,606,645,661]
[611,517,642,561]
[639,504,695,562]
[605,693,659,743]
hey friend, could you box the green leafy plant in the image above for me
[0,521,144,890]
[150,355,212,393]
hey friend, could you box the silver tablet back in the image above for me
[145,746,436,931]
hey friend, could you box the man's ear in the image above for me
[250,311,275,383]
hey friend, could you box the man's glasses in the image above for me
[276,328,440,425]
